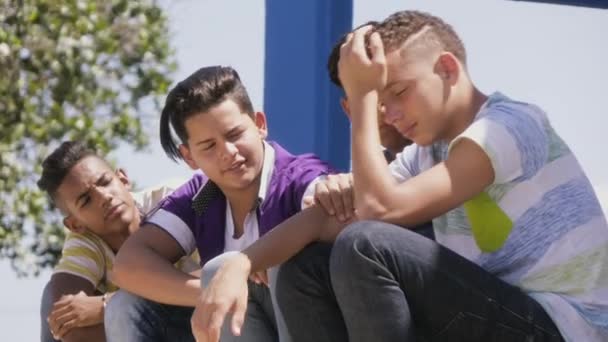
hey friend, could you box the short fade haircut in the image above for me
[159,66,255,162]
[37,141,98,201]
[327,21,379,89]
[375,10,466,65]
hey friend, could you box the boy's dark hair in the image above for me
[327,21,379,89]
[37,141,98,200]
[160,66,255,162]
[375,10,466,65]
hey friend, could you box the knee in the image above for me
[333,220,424,258]
[275,243,331,302]
[104,290,141,328]
[330,220,422,277]
[332,221,381,259]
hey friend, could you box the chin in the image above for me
[412,135,434,146]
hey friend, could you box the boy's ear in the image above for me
[179,144,199,170]
[437,52,460,85]
[63,216,87,234]
[253,111,268,139]
[115,168,131,190]
[340,98,352,120]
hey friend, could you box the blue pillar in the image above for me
[264,0,353,171]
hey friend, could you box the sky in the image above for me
[2,0,607,340]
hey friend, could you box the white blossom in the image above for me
[81,48,94,61]
[0,43,10,58]
[19,48,30,60]
[79,34,94,48]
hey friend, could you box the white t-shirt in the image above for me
[389,92,608,342]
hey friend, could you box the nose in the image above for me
[383,105,401,125]
[91,186,113,210]
[220,141,238,162]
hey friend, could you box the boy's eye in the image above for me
[394,87,407,96]
[203,142,215,151]
[81,196,90,208]
[227,131,243,141]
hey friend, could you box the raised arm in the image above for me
[111,224,201,307]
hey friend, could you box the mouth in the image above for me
[105,203,124,220]
[223,160,246,173]
[400,122,417,138]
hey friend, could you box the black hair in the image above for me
[159,66,254,161]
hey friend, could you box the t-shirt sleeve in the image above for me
[143,176,201,256]
[449,104,548,184]
[53,233,105,289]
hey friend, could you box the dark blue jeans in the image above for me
[104,290,195,342]
[277,221,564,342]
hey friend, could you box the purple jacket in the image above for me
[146,141,332,265]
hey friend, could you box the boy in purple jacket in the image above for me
[107,66,335,341]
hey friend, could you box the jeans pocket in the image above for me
[433,312,529,342]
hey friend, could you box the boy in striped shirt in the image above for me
[38,141,197,341]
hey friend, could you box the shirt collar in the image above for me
[257,140,275,205]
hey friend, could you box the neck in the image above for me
[106,209,141,253]
[224,177,261,216]
[444,82,487,142]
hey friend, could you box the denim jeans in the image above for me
[277,221,564,342]
[104,290,195,342]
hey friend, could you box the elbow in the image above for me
[356,195,391,221]
[355,193,419,226]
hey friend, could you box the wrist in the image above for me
[348,92,380,121]
[228,252,252,278]
[96,293,108,323]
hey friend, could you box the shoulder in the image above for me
[133,176,191,213]
[477,92,548,141]
[55,231,109,283]
[270,141,333,177]
[62,231,106,253]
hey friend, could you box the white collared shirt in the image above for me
[223,141,274,252]
[223,141,322,252]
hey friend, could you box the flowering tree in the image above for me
[0,0,175,276]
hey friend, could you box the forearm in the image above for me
[242,205,339,273]
[350,92,400,218]
[113,245,200,307]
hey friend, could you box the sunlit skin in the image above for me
[340,98,412,156]
[178,98,268,232]
[338,26,492,224]
[380,40,486,146]
[54,156,139,252]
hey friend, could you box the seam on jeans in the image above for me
[434,311,529,341]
